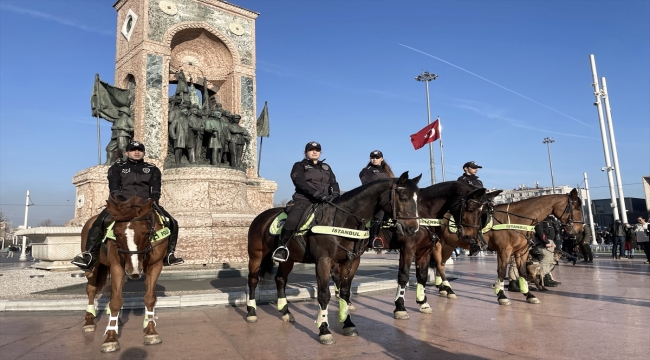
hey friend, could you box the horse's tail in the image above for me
[259,251,274,280]
[95,264,110,292]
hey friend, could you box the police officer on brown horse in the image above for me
[72,141,184,270]
[359,150,395,248]
[272,141,340,262]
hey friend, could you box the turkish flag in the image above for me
[410,119,440,150]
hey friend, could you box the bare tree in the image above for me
[38,219,59,227]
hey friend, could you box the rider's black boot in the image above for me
[163,218,184,266]
[272,228,292,262]
[71,227,103,271]
[543,274,559,287]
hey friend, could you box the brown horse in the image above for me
[246,172,421,345]
[332,182,502,319]
[80,196,169,353]
[433,189,584,305]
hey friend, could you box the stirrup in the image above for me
[272,246,289,262]
[371,237,384,249]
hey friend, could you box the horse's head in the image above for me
[106,196,155,279]
[552,189,584,235]
[449,188,503,242]
[387,172,421,236]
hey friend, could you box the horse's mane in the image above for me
[495,193,578,209]
[420,181,473,199]
[106,196,151,221]
[338,178,394,202]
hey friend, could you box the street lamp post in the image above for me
[415,71,438,185]
[543,137,556,194]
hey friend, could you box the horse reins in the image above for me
[111,212,167,256]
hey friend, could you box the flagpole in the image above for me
[416,71,438,185]
[438,116,446,182]
[95,74,101,165]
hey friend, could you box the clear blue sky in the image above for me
[1,0,648,227]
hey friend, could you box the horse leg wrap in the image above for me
[518,277,529,294]
[494,278,505,295]
[86,304,96,317]
[315,305,329,329]
[277,298,287,312]
[143,307,156,329]
[442,280,451,289]
[435,276,443,286]
[247,299,257,310]
[104,312,120,335]
[395,285,406,302]
[415,283,426,302]
[338,298,350,323]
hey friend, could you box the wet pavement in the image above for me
[1,254,648,359]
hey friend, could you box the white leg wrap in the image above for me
[435,276,443,286]
[143,307,156,329]
[247,299,257,309]
[86,304,96,317]
[494,278,505,295]
[416,283,425,302]
[338,298,349,323]
[315,305,328,328]
[395,285,406,302]
[277,298,287,311]
[104,312,120,335]
[442,280,451,288]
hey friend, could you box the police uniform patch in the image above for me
[322,164,329,171]
[143,168,150,174]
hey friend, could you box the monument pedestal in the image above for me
[67,165,110,227]
[162,167,276,265]
[14,227,82,271]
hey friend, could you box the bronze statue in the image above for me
[224,114,251,169]
[188,104,204,164]
[169,107,190,164]
[204,110,224,165]
[104,108,134,165]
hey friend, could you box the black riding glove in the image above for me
[316,194,329,202]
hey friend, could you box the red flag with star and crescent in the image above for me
[410,119,440,150]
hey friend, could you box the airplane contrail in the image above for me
[399,43,594,128]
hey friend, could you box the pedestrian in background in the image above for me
[634,217,648,263]
[609,219,626,259]
[579,224,594,263]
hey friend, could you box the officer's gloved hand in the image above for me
[316,194,329,203]
[330,193,340,201]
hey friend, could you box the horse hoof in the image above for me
[342,327,358,337]
[498,299,511,306]
[82,324,96,333]
[527,297,541,304]
[394,311,410,320]
[349,304,356,312]
[439,291,448,297]
[100,342,120,353]
[281,313,295,322]
[143,334,162,345]
[246,315,258,323]
[319,334,335,345]
[419,306,433,314]
[447,294,457,299]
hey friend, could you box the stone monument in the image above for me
[68,0,276,265]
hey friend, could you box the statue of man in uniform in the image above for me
[169,107,190,164]
[104,108,134,165]
[225,114,252,169]
[204,110,224,165]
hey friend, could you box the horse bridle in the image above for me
[449,196,487,238]
[556,194,584,229]
[111,212,166,255]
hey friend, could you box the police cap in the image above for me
[305,141,322,152]
[370,150,383,159]
[126,141,145,152]
[463,161,482,169]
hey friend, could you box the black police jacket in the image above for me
[534,220,555,246]
[457,174,484,188]
[359,164,390,185]
[291,159,340,202]
[107,158,161,202]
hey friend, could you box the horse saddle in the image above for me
[102,210,170,243]
[268,208,316,237]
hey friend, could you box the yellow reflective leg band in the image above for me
[277,298,287,311]
[435,276,442,286]
[338,298,349,323]
[442,280,451,288]
[518,277,529,293]
[86,304,96,317]
[416,283,425,302]
[494,278,505,295]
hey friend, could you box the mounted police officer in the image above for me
[72,141,184,271]
[359,150,394,248]
[272,141,340,262]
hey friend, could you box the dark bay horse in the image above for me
[81,196,169,353]
[246,172,421,345]
[434,189,584,305]
[332,182,501,319]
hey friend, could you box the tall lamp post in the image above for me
[415,71,438,185]
[542,138,556,194]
